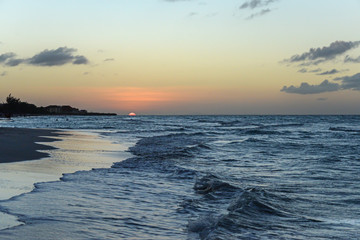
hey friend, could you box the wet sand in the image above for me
[0,128,61,163]
[0,128,131,231]
[0,127,62,230]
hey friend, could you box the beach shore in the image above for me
[0,128,131,231]
[0,128,61,163]
[0,127,62,230]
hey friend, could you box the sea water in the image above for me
[0,115,360,239]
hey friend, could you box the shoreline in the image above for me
[0,127,63,231]
[0,127,62,163]
[0,127,132,231]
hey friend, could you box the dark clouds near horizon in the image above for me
[0,52,15,63]
[334,72,360,91]
[284,40,360,66]
[298,68,342,75]
[0,47,88,67]
[281,72,360,94]
[317,69,340,75]
[281,41,360,95]
[281,80,340,95]
[344,55,360,63]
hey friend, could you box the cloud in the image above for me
[240,0,277,9]
[0,52,15,63]
[5,58,24,66]
[282,72,360,94]
[0,71,6,77]
[309,68,322,73]
[246,8,271,19]
[298,68,307,73]
[284,41,360,65]
[0,47,89,67]
[344,55,360,63]
[104,58,115,62]
[298,68,322,74]
[317,69,339,75]
[239,0,278,19]
[28,47,76,66]
[281,80,340,94]
[317,98,327,101]
[73,55,88,65]
[28,47,88,66]
[334,72,360,90]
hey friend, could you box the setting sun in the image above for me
[1,1,359,238]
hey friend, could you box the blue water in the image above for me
[1,115,360,239]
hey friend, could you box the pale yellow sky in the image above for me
[1,0,360,114]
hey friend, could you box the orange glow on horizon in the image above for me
[38,86,264,114]
[92,87,184,111]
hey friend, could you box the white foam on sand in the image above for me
[0,130,131,231]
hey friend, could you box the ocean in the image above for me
[0,115,360,239]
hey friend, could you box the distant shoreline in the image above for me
[0,94,117,118]
[0,112,117,118]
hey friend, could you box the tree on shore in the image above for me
[6,94,21,105]
[1,94,40,117]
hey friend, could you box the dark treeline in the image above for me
[0,94,116,118]
[0,94,48,117]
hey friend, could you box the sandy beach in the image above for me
[0,127,60,230]
[0,127,131,232]
[0,128,61,163]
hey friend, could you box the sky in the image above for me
[1,0,360,115]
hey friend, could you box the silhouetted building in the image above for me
[46,105,62,114]
[45,105,82,114]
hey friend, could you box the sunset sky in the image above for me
[1,0,360,114]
